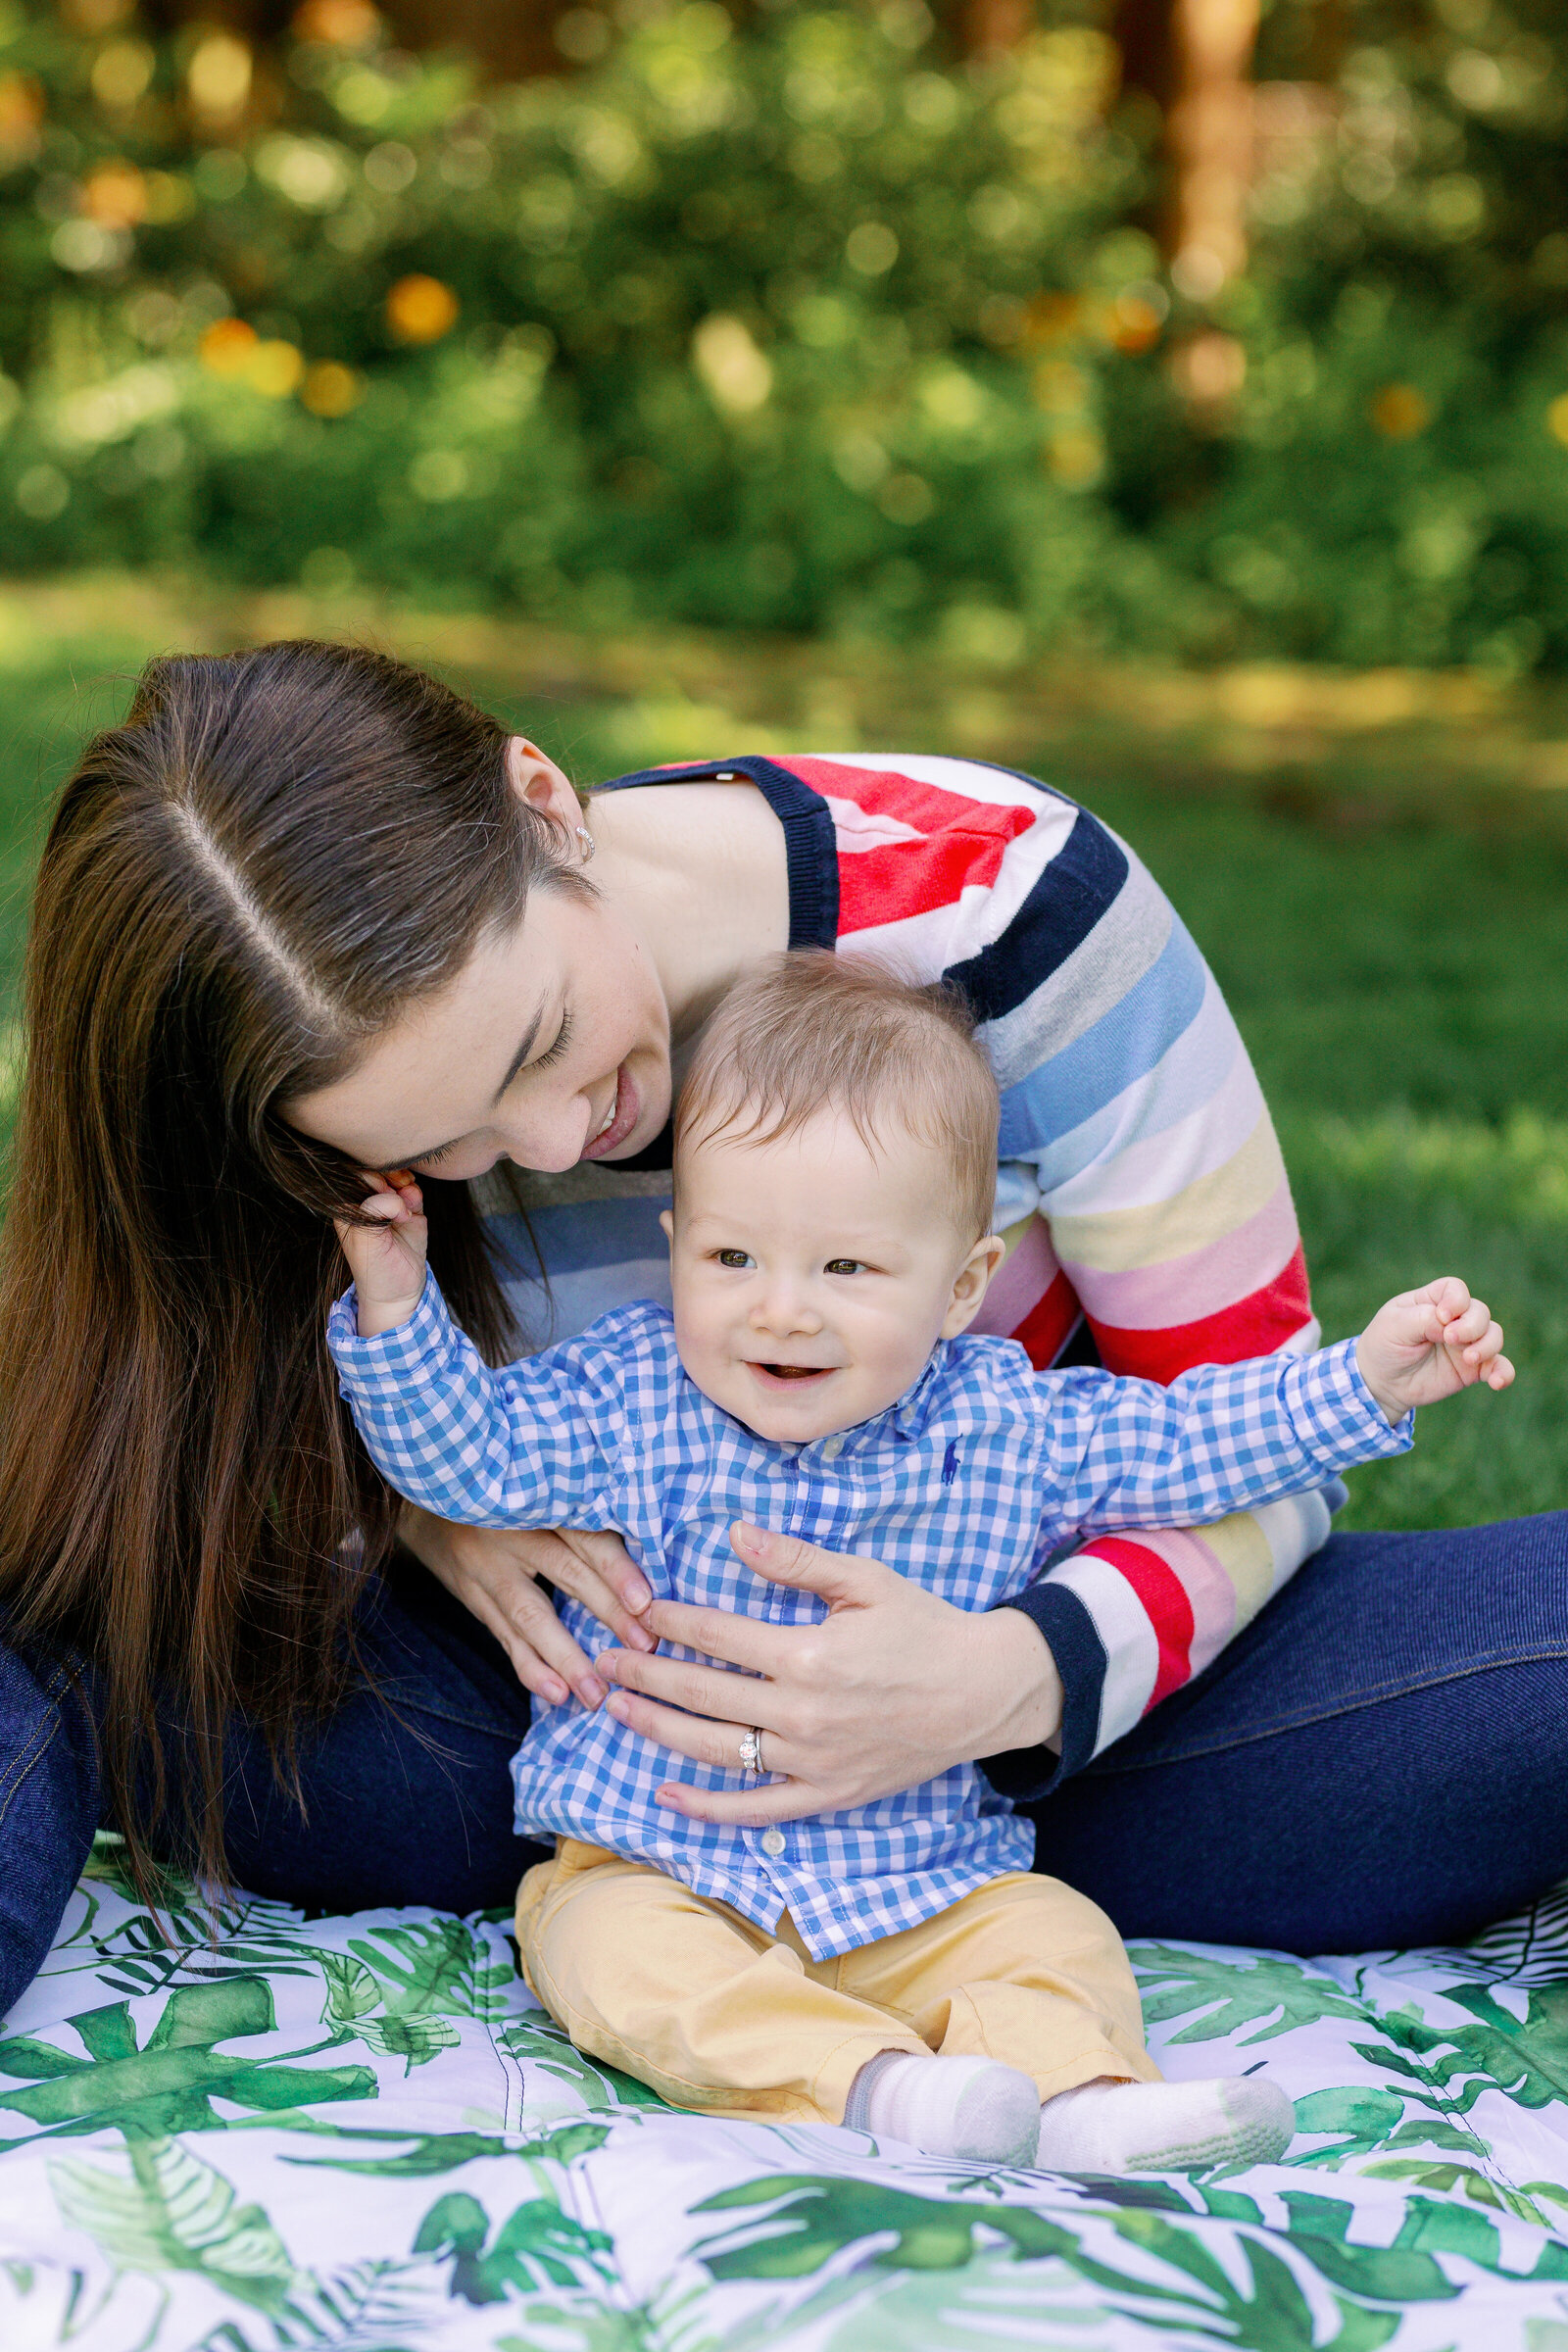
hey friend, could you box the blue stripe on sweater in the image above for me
[997,917,1209,1155]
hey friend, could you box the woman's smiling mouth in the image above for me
[581,1064,641,1159]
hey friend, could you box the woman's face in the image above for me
[284,751,672,1181]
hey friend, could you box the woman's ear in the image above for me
[940,1234,1007,1340]
[506,738,583,834]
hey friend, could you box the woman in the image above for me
[1,640,1563,2020]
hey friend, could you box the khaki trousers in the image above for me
[514,1838,1159,2125]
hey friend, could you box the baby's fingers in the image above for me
[1440,1296,1494,1350]
[1485,1352,1516,1392]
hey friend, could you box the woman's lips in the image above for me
[580,1064,641,1159]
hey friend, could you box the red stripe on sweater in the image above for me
[1089,1245,1312,1384]
[1080,1536,1196,1711]
[786,759,1037,845]
[778,760,1037,936]
[1008,1269,1083,1371]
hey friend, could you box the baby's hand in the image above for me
[334,1170,428,1339]
[1355,1278,1514,1424]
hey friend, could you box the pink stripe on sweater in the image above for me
[1060,1176,1298,1333]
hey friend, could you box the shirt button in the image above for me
[820,1437,843,1461]
[760,1827,786,1859]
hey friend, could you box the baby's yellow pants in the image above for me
[514,1838,1159,2125]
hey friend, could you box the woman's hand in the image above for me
[399,1505,658,1710]
[596,1520,1063,1825]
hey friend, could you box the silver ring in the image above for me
[576,824,596,863]
[738,1726,764,1777]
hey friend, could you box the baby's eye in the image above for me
[824,1258,867,1277]
[715,1249,754,1270]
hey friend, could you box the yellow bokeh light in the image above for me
[248,340,306,399]
[385,274,460,344]
[301,360,364,416]
[1371,383,1431,439]
[1547,394,1568,449]
[198,318,259,376]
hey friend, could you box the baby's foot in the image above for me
[1035,2075,1293,2175]
[846,2051,1041,2165]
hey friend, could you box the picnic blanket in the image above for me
[6,1838,1568,2350]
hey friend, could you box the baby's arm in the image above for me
[1040,1337,1408,1538]
[1040,1275,1510,1536]
[329,1176,619,1528]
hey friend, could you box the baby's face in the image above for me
[662,1107,1000,1444]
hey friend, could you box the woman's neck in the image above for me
[587,781,791,1046]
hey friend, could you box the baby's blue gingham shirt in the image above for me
[328,1281,1409,1959]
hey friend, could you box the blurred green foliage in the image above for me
[1,0,1567,665]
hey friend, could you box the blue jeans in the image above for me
[5,1515,1568,2020]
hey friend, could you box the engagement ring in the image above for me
[738,1727,765,1777]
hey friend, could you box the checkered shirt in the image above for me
[328,1282,1409,1960]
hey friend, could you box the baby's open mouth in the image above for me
[749,1362,834,1384]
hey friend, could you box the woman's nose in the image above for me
[497,1094,596,1175]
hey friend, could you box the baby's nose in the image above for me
[751,1285,821,1333]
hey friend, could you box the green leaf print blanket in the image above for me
[9,1838,1568,2350]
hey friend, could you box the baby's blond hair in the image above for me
[675,952,1000,1242]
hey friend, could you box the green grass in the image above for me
[1,615,1564,1535]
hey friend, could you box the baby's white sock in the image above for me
[846,2051,1041,2165]
[1035,2075,1294,2175]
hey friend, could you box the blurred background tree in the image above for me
[0,0,1565,665]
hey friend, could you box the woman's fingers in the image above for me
[546,1528,657,1652]
[601,1651,778,1735]
[632,1596,790,1676]
[459,1573,596,1709]
[655,1777,834,1828]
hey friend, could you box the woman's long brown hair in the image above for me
[0,641,580,1899]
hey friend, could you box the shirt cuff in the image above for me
[1279,1337,1413,1473]
[326,1272,450,1393]
[980,1581,1103,1802]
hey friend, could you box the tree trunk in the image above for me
[1165,0,1260,297]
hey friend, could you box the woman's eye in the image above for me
[716,1249,754,1269]
[532,1008,573,1071]
[824,1258,866,1277]
[410,1142,456,1170]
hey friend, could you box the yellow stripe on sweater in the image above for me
[1048,1115,1284,1274]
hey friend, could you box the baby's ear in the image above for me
[659,1209,674,1246]
[941,1234,1007,1339]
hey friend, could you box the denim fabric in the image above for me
[4,1514,1568,2022]
[0,1548,547,2022]
[0,1642,97,2024]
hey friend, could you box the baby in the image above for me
[329,954,1512,2176]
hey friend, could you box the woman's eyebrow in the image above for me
[491,997,551,1102]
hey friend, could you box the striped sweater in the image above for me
[475,754,1324,1797]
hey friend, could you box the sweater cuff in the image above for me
[326,1273,450,1392]
[978,1582,1105,1803]
[1281,1337,1413,1472]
